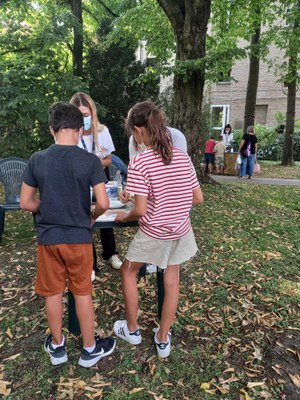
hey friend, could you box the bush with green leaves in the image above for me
[231,123,300,161]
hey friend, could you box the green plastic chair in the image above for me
[0,157,28,241]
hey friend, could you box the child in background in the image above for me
[20,102,116,368]
[203,136,216,173]
[113,101,203,358]
[214,135,226,175]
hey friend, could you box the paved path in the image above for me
[209,174,300,187]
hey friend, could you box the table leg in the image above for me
[68,291,81,335]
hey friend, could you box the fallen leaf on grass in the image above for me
[0,378,11,396]
[240,388,251,400]
[129,387,145,395]
[3,353,21,361]
[6,327,13,339]
[200,382,210,390]
[288,373,300,388]
[247,381,265,388]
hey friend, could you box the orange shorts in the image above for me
[35,243,93,296]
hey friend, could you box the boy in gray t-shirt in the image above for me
[21,102,116,368]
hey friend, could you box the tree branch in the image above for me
[95,0,119,18]
[156,0,185,33]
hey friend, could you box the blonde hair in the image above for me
[70,92,105,152]
[126,101,173,165]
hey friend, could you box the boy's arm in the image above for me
[20,183,40,213]
[91,182,109,219]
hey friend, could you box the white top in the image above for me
[79,126,115,159]
[221,132,233,147]
[128,126,187,160]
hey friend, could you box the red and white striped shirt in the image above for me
[126,147,200,240]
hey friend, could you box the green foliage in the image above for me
[232,120,300,161]
[85,19,160,162]
[0,0,86,158]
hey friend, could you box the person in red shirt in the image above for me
[204,136,216,173]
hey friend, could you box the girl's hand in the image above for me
[119,190,130,204]
[115,211,127,223]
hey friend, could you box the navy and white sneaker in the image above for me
[78,335,116,368]
[113,320,142,345]
[44,335,68,366]
[153,327,171,358]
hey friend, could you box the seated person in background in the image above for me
[204,136,216,173]
[221,124,234,151]
[214,135,226,175]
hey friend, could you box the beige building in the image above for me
[206,43,300,134]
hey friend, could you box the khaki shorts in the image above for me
[215,155,225,167]
[125,228,198,269]
[35,243,93,296]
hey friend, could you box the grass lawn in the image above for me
[0,182,300,399]
[258,161,300,179]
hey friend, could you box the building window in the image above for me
[210,105,230,133]
[255,105,268,125]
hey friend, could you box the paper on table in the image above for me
[96,212,117,222]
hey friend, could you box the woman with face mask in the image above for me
[70,92,122,274]
[221,124,233,151]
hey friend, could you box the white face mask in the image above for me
[225,130,230,133]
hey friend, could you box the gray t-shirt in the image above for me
[22,144,106,244]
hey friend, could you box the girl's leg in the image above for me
[74,294,95,347]
[45,292,64,344]
[120,259,144,332]
[157,264,180,343]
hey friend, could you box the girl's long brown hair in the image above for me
[126,101,173,165]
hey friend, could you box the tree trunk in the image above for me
[71,0,83,77]
[282,77,296,165]
[281,0,300,166]
[243,15,261,134]
[156,0,211,177]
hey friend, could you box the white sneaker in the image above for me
[108,255,122,270]
[113,320,142,345]
[91,270,96,282]
[153,327,171,358]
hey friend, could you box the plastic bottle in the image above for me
[115,170,122,197]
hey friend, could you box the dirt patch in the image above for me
[264,330,300,400]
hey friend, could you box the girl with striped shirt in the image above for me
[113,101,203,358]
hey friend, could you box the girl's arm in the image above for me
[192,186,203,206]
[115,195,147,223]
[20,183,40,213]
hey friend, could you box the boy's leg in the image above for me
[45,292,64,344]
[120,259,144,332]
[157,264,180,343]
[73,294,95,347]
